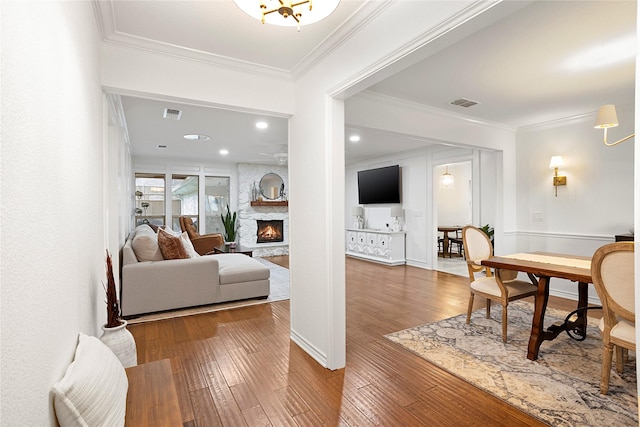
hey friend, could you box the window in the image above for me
[135,173,165,227]
[171,174,198,232]
[205,176,230,234]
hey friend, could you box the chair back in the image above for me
[462,226,494,279]
[462,226,492,263]
[179,216,200,239]
[591,242,635,326]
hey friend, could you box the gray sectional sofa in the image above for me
[120,224,270,317]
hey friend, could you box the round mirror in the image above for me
[259,173,284,200]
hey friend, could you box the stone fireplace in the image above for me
[256,220,284,243]
[237,163,289,257]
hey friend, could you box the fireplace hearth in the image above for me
[256,220,284,244]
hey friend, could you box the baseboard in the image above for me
[290,328,328,368]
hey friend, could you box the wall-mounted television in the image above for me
[357,165,401,204]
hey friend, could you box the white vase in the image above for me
[100,320,137,368]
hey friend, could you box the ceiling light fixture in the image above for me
[256,121,268,129]
[183,134,211,141]
[440,166,454,189]
[233,0,340,31]
[349,135,361,142]
[220,149,229,155]
[594,104,635,146]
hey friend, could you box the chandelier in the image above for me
[234,0,340,31]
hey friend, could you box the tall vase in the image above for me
[100,320,137,368]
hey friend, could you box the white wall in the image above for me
[1,2,105,424]
[515,105,634,302]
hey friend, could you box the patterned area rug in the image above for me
[127,257,289,324]
[385,301,638,426]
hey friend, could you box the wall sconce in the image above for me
[352,206,364,229]
[390,206,403,232]
[594,104,635,146]
[440,165,454,189]
[549,156,566,197]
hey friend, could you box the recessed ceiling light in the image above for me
[256,121,268,129]
[183,134,210,141]
[349,135,361,142]
[219,149,229,155]
[157,145,167,149]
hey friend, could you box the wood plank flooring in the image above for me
[129,256,585,426]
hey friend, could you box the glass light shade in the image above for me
[549,156,564,169]
[390,206,403,218]
[594,104,619,129]
[440,171,454,188]
[233,0,340,27]
[352,206,363,216]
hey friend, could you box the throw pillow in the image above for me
[51,333,128,427]
[131,226,163,262]
[158,228,189,260]
[179,232,199,258]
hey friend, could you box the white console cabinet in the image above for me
[345,228,405,266]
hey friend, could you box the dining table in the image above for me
[481,252,593,360]
[438,225,462,257]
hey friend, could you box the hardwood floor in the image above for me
[129,256,584,426]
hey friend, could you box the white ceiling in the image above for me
[97,0,637,166]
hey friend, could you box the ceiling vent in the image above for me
[163,108,182,120]
[450,98,478,108]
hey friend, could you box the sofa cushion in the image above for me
[158,228,189,260]
[217,254,270,285]
[131,225,163,262]
[51,333,128,427]
[179,232,199,258]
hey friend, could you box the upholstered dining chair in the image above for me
[462,225,538,342]
[178,216,224,256]
[591,241,635,395]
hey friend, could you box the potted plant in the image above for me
[221,204,237,244]
[480,224,495,248]
[100,250,137,368]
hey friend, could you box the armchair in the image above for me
[178,216,224,255]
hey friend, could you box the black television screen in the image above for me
[357,165,401,204]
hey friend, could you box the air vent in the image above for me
[450,98,478,108]
[163,108,182,120]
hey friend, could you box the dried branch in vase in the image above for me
[105,250,121,328]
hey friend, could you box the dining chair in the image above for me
[462,225,538,342]
[591,241,635,395]
[449,228,464,257]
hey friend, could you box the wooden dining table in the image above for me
[481,252,593,360]
[438,226,462,257]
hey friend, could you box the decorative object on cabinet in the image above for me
[346,228,405,266]
[259,173,285,200]
[390,206,402,232]
[352,206,364,229]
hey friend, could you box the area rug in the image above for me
[127,257,289,324]
[385,301,638,426]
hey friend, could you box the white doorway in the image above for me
[435,161,472,276]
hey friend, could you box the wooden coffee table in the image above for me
[209,243,253,257]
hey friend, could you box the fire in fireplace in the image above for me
[256,220,284,243]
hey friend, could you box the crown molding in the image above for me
[93,0,385,82]
[291,1,393,80]
[93,0,292,80]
